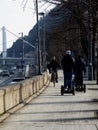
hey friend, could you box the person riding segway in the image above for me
[74,55,86,92]
[61,50,75,95]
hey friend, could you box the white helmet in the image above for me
[66,50,71,55]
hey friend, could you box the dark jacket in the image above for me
[61,54,75,72]
[75,57,86,74]
[47,59,60,71]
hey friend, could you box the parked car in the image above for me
[2,70,10,77]
[0,70,3,76]
[9,70,15,75]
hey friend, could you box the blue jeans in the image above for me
[63,71,72,89]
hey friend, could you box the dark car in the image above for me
[2,70,10,77]
[0,70,3,76]
[9,70,15,75]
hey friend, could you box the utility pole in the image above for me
[39,12,46,71]
[35,0,41,75]
[19,32,24,76]
[43,13,46,71]
[88,0,93,80]
[96,32,98,84]
[96,0,98,84]
[21,32,24,63]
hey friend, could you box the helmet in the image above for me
[66,50,71,55]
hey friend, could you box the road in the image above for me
[0,74,18,87]
[0,70,98,130]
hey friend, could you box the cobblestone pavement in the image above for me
[0,70,98,130]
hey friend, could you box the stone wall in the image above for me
[0,72,49,115]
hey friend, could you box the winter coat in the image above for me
[61,54,75,72]
[75,57,86,74]
[47,59,60,71]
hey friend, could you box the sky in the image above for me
[0,0,56,53]
[0,0,36,52]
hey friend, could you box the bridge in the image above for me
[0,57,35,65]
[0,70,98,130]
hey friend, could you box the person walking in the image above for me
[61,50,75,91]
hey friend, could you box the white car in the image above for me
[2,70,10,77]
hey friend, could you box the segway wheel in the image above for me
[84,84,86,93]
[61,85,64,95]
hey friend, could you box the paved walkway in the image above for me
[0,70,98,130]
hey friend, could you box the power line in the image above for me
[5,27,35,49]
[39,2,53,12]
[39,1,47,9]
[33,0,56,14]
[22,0,29,11]
[5,28,21,39]
[43,3,55,13]
[42,0,61,5]
[20,0,26,6]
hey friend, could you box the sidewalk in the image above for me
[0,70,98,130]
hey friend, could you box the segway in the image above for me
[75,83,86,93]
[75,76,86,93]
[61,76,75,96]
[61,85,75,95]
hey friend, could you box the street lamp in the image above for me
[19,32,24,76]
[35,0,41,75]
[87,0,93,80]
[96,32,98,84]
[38,12,46,71]
[19,32,24,62]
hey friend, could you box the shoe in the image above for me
[64,88,68,91]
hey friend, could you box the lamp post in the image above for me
[35,0,41,75]
[19,32,24,76]
[38,12,46,71]
[96,32,98,84]
[88,0,93,80]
